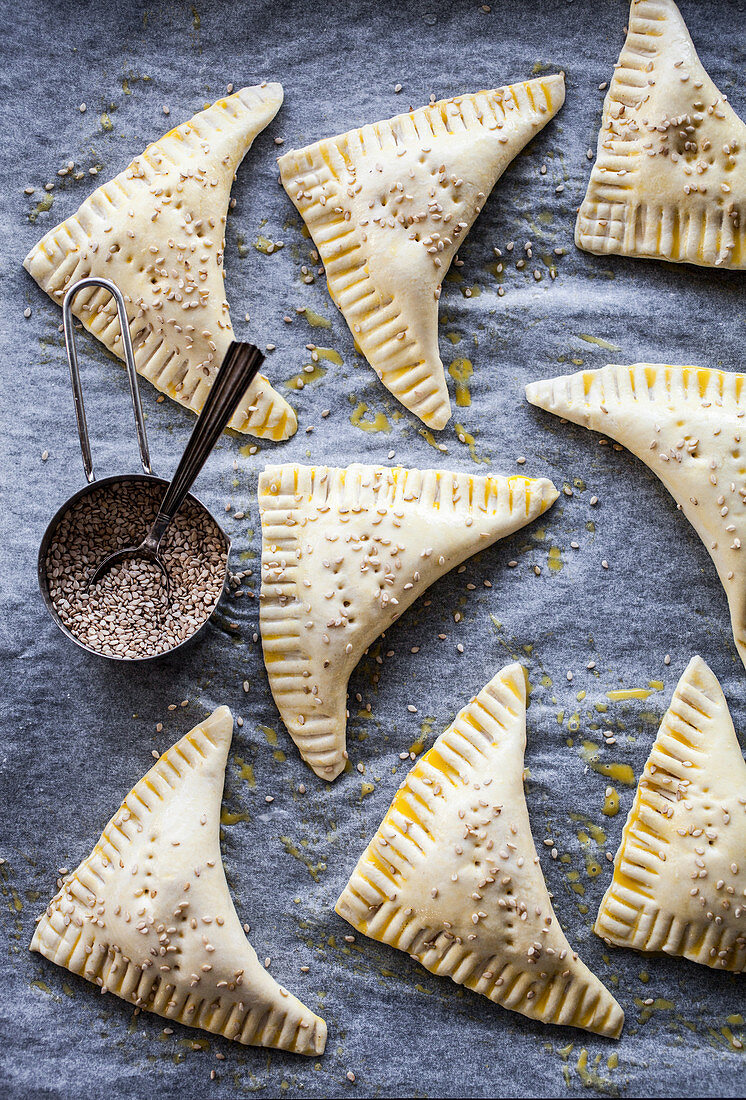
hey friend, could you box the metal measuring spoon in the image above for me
[89,340,264,594]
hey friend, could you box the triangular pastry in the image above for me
[576,0,746,269]
[526,363,746,670]
[595,656,746,971]
[30,707,326,1055]
[336,664,625,1037]
[259,464,558,781]
[24,85,297,439]
[278,77,565,428]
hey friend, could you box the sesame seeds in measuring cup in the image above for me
[44,479,228,659]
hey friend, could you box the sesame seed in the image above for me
[79,103,87,113]
[407,705,417,713]
[163,105,170,115]
[44,480,227,658]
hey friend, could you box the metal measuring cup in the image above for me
[38,276,259,662]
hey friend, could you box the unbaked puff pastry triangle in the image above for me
[278,76,565,428]
[259,464,558,781]
[576,0,746,269]
[336,664,624,1037]
[24,84,297,439]
[30,706,326,1055]
[526,364,746,670]
[596,656,746,971]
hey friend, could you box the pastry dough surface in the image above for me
[595,656,746,971]
[576,0,746,269]
[278,77,565,428]
[30,707,326,1054]
[259,464,558,780]
[336,664,624,1037]
[526,363,746,670]
[24,85,297,438]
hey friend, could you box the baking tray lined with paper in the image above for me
[1,0,745,1097]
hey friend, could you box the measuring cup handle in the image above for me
[62,276,152,482]
[153,342,264,539]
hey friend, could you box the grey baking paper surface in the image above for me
[1,0,745,1096]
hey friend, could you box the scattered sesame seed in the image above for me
[265,795,274,804]
[163,105,170,115]
[664,654,671,665]
[602,560,609,570]
[394,83,403,93]
[407,705,417,713]
[346,1071,356,1083]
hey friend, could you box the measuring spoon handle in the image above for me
[146,342,264,550]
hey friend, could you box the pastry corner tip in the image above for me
[497,661,528,702]
[419,397,451,431]
[541,478,560,507]
[605,1002,625,1041]
[201,705,234,743]
[678,654,721,698]
[524,379,545,407]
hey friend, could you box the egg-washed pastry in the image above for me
[596,656,746,971]
[526,364,746,671]
[576,0,746,269]
[30,707,326,1055]
[336,663,624,1037]
[259,464,558,781]
[24,85,297,439]
[278,77,565,429]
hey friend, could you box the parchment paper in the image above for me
[1,1,745,1096]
